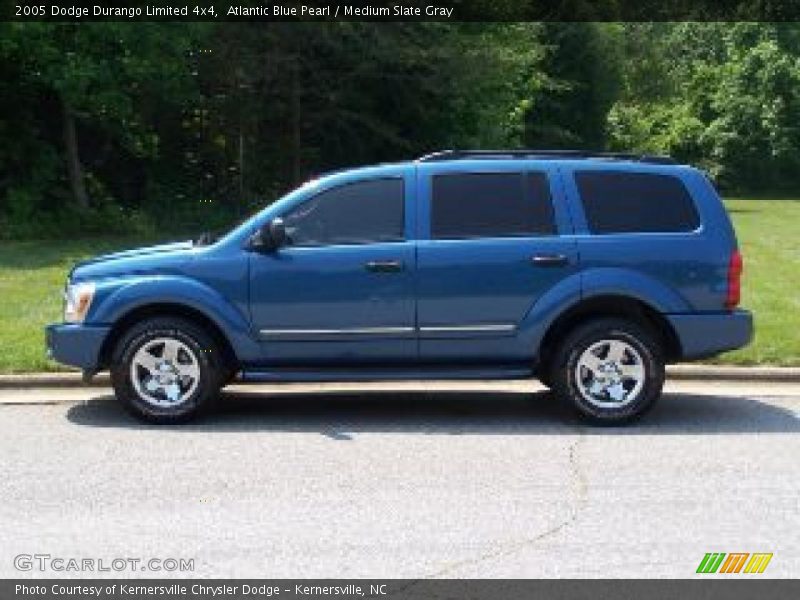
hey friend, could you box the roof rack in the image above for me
[417,149,677,165]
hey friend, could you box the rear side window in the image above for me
[575,171,700,234]
[283,178,404,246]
[431,172,555,239]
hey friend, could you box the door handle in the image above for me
[530,253,570,267]
[365,260,404,273]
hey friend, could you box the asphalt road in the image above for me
[0,379,798,579]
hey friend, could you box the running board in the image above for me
[239,365,532,383]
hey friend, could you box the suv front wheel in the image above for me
[110,317,222,423]
[550,318,665,424]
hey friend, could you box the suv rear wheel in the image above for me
[550,318,665,424]
[110,317,222,423]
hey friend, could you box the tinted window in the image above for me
[283,178,404,246]
[431,172,555,239]
[575,171,700,234]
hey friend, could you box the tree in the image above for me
[0,23,207,211]
[608,22,800,191]
[521,23,620,150]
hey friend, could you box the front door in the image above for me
[249,172,416,365]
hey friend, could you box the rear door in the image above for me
[415,161,579,363]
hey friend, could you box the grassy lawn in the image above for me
[719,199,800,366]
[0,237,163,373]
[0,199,798,373]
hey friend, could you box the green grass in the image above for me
[0,199,798,373]
[0,236,164,373]
[715,199,800,366]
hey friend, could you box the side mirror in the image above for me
[252,217,287,251]
[268,217,287,248]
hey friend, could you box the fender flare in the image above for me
[579,267,690,313]
[517,267,688,355]
[91,275,260,362]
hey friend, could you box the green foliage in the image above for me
[0,22,544,238]
[522,23,620,149]
[0,22,210,237]
[609,22,800,192]
[0,196,154,240]
[4,23,206,156]
[5,22,800,237]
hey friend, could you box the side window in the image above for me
[431,172,556,239]
[575,171,700,234]
[283,178,404,246]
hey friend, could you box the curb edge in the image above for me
[1,365,799,389]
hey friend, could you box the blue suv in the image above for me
[46,150,752,424]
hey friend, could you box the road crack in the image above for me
[425,429,589,578]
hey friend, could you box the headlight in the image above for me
[64,281,96,323]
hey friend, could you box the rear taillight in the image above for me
[725,250,743,310]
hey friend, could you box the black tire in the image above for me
[110,317,223,424]
[550,318,665,424]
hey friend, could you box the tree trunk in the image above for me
[291,61,301,184]
[62,98,89,210]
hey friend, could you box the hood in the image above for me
[70,240,196,282]
[76,241,194,267]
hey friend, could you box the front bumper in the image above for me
[45,323,111,370]
[667,310,754,360]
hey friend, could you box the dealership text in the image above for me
[17,583,387,596]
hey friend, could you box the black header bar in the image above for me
[6,0,800,22]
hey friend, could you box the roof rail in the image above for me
[416,149,677,165]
